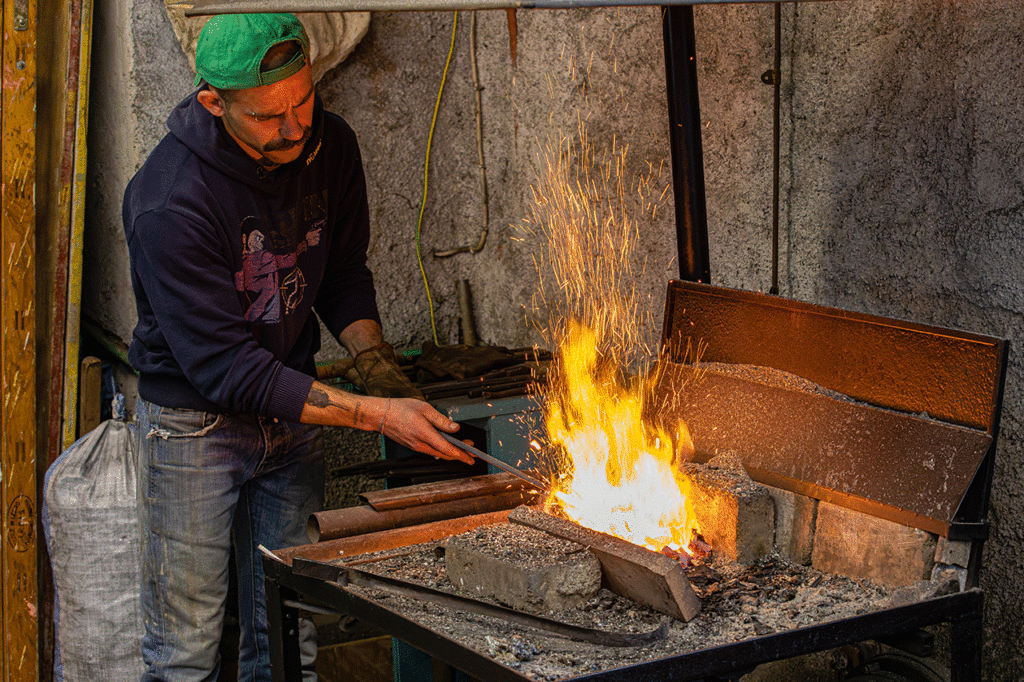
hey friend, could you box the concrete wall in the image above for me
[84,0,1024,678]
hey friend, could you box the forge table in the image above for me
[263,550,984,682]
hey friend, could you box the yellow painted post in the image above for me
[61,0,94,452]
[1,0,39,677]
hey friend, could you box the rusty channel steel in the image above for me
[291,556,670,647]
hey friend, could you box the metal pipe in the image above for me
[360,471,529,511]
[307,488,536,542]
[769,1,781,295]
[186,0,855,16]
[662,5,710,283]
[457,279,478,346]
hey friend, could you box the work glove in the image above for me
[347,342,425,399]
[413,342,521,383]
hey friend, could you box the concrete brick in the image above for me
[811,503,937,587]
[682,455,775,565]
[931,564,968,593]
[444,537,602,612]
[934,536,972,568]
[766,486,818,566]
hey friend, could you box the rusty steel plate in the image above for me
[652,366,992,536]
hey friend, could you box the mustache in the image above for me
[263,127,312,152]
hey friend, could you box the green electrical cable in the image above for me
[416,11,460,346]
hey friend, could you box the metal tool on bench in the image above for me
[291,556,669,647]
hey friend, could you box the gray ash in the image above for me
[332,524,911,681]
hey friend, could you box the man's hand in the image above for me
[336,321,423,399]
[300,382,473,464]
[350,343,423,399]
[379,398,473,464]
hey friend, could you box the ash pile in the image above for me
[326,504,956,682]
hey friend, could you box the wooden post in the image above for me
[78,356,102,438]
[1,0,40,676]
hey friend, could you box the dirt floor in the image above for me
[323,426,387,511]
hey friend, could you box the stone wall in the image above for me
[84,0,1024,678]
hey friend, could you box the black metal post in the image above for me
[948,592,985,682]
[265,575,304,682]
[662,4,710,284]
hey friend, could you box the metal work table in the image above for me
[264,542,985,682]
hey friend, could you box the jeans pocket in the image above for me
[146,405,225,440]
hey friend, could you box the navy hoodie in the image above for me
[123,91,380,422]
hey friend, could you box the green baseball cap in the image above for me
[194,13,310,90]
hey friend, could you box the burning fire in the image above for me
[523,119,703,556]
[542,321,700,554]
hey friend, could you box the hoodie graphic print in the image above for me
[123,92,380,422]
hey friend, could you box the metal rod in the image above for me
[769,1,781,295]
[186,0,856,16]
[457,279,478,345]
[308,488,535,542]
[663,5,711,283]
[440,432,547,490]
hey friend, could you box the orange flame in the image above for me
[521,114,699,555]
[543,321,699,553]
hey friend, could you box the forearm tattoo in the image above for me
[307,385,332,408]
[307,384,362,424]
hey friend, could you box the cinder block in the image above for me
[766,486,817,565]
[811,502,937,587]
[682,456,775,565]
[444,534,602,612]
[934,536,971,567]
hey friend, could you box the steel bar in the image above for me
[419,364,542,394]
[439,432,547,491]
[265,577,303,682]
[186,0,857,16]
[307,488,535,542]
[278,510,512,564]
[421,376,540,400]
[292,557,671,646]
[663,4,710,284]
[768,1,781,295]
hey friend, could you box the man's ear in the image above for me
[197,89,226,117]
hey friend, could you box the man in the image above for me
[122,13,472,682]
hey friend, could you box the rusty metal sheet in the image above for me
[652,366,992,536]
[661,281,1005,433]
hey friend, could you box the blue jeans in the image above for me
[136,399,324,682]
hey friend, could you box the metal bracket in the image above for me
[13,0,28,30]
